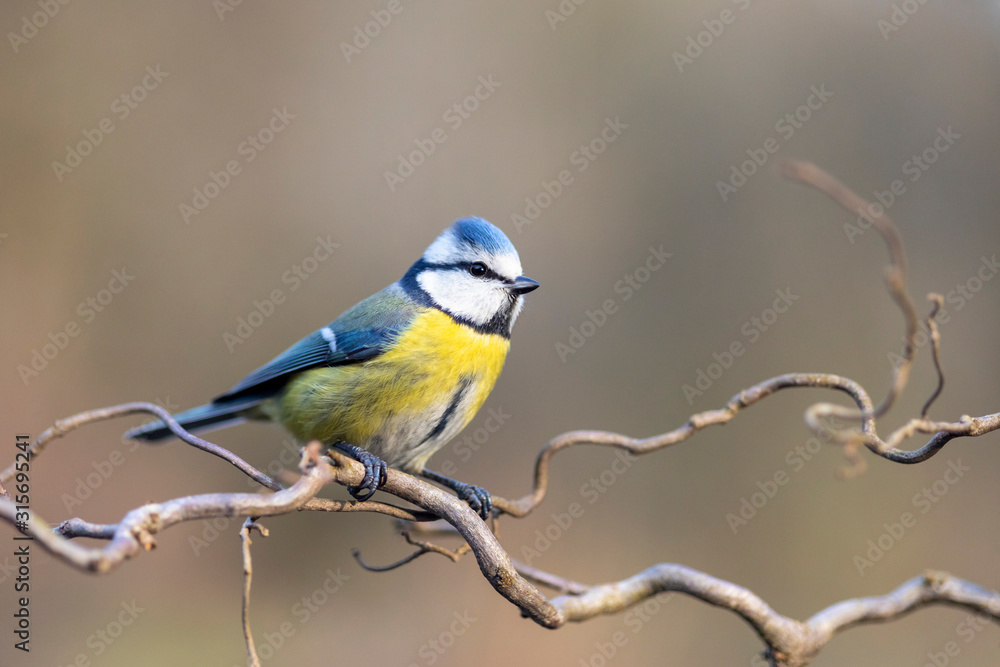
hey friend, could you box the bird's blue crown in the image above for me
[448,217,516,257]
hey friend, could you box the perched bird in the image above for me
[127,217,538,518]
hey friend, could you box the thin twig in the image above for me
[352,547,426,572]
[511,560,590,595]
[779,159,918,421]
[495,373,877,517]
[921,293,946,418]
[241,518,267,667]
[352,531,471,572]
[324,451,562,627]
[0,402,281,492]
[55,518,117,540]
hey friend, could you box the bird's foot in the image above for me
[453,482,492,519]
[332,442,388,501]
[421,469,492,520]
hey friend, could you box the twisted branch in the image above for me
[1,161,997,666]
[548,565,1000,667]
[0,443,332,574]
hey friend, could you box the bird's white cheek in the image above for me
[418,271,505,326]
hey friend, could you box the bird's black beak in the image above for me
[509,276,540,295]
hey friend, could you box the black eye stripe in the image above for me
[421,260,506,282]
[472,264,505,281]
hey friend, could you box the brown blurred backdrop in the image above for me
[2,2,1000,665]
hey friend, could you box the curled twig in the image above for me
[496,373,876,517]
[780,159,918,421]
[921,293,946,418]
[353,530,472,572]
[493,161,1000,518]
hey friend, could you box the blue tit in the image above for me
[127,217,538,518]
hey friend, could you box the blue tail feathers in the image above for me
[126,397,263,441]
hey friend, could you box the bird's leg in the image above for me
[331,442,388,501]
[421,469,492,520]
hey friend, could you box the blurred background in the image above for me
[2,1,999,665]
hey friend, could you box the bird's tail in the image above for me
[125,396,266,442]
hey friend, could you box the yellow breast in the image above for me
[276,308,510,470]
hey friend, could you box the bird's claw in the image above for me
[455,483,492,520]
[333,442,388,502]
[420,469,494,520]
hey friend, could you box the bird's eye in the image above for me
[468,262,488,277]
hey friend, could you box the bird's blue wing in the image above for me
[212,284,419,403]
